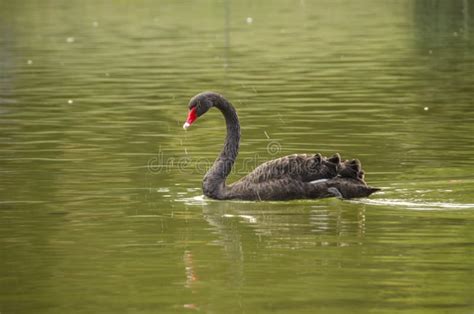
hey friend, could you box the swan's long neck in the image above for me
[202,99,240,199]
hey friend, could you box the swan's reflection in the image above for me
[179,199,367,311]
[200,200,367,251]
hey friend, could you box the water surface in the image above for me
[1,1,473,313]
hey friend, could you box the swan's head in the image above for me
[183,92,222,129]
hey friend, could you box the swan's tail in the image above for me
[326,179,381,199]
[322,154,381,199]
[303,152,381,199]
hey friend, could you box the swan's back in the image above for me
[233,153,339,184]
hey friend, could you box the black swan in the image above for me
[183,92,380,201]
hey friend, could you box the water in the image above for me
[1,1,474,313]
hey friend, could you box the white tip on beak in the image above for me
[183,122,191,130]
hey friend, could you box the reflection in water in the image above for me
[201,200,368,250]
[183,250,198,289]
[183,250,200,311]
[196,195,370,301]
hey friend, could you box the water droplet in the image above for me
[66,37,75,43]
[246,17,253,24]
[92,21,99,27]
[428,50,433,54]
[27,60,33,65]
[68,99,74,104]
[424,106,429,111]
[453,31,458,37]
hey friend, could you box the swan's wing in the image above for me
[225,153,378,200]
[234,153,340,184]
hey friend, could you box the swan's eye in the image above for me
[183,107,198,129]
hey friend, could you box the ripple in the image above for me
[177,195,210,206]
[222,214,257,223]
[352,198,474,210]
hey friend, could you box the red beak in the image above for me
[183,107,197,129]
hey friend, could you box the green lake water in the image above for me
[1,1,473,313]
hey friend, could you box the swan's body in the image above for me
[184,92,379,201]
